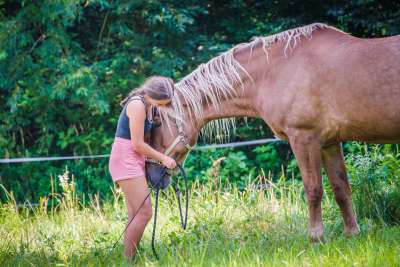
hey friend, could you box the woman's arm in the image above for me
[126,100,174,167]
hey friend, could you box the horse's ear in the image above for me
[152,107,162,128]
[153,106,159,115]
[144,131,151,144]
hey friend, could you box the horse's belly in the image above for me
[338,116,400,143]
[329,50,400,143]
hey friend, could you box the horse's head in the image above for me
[149,107,198,165]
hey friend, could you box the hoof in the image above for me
[309,226,324,243]
[344,223,360,237]
[310,235,326,243]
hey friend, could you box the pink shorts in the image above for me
[108,137,145,182]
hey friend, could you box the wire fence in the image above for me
[0,138,284,164]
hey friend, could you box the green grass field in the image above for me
[1,174,400,267]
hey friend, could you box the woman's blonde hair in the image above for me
[120,76,174,107]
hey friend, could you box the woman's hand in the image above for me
[161,155,177,169]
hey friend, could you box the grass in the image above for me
[1,169,400,266]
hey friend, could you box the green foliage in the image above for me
[184,142,292,191]
[0,159,111,202]
[345,144,400,225]
[1,0,400,202]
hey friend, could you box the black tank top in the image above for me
[115,95,153,140]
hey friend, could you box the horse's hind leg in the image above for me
[321,143,360,236]
[288,132,324,241]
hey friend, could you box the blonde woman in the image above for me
[109,76,176,258]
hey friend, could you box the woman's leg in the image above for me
[118,176,152,258]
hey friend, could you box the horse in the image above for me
[149,23,400,241]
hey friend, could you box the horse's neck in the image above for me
[193,42,279,129]
[198,96,256,126]
[181,48,268,130]
[190,27,352,131]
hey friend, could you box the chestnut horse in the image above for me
[150,23,400,240]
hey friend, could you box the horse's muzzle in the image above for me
[145,161,172,190]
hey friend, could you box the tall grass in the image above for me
[346,144,400,225]
[1,157,400,266]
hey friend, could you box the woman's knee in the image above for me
[128,199,152,222]
[138,200,153,222]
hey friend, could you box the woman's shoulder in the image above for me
[126,95,146,106]
[127,95,145,103]
[126,97,146,118]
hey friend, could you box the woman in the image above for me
[108,76,177,258]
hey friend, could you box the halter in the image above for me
[164,116,193,155]
[147,107,193,163]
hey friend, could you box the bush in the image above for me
[346,143,400,225]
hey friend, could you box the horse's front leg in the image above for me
[321,143,360,236]
[288,131,324,241]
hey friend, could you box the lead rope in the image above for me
[175,164,189,229]
[150,163,189,260]
[151,186,161,259]
[110,163,189,260]
[110,168,165,252]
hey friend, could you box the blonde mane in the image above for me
[160,23,340,141]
